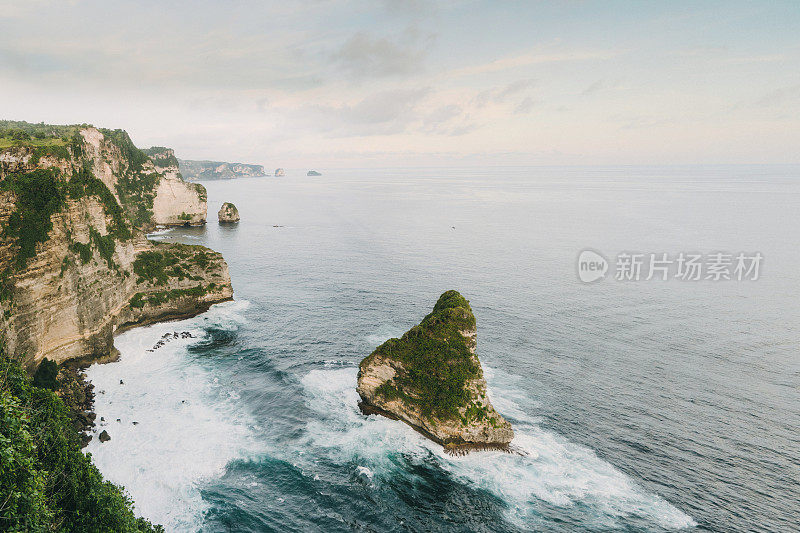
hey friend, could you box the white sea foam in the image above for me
[85,300,258,531]
[145,227,176,240]
[299,367,696,530]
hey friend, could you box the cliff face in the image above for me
[144,147,207,226]
[0,124,232,368]
[178,159,265,180]
[357,291,514,451]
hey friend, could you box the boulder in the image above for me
[218,202,240,223]
[98,430,111,443]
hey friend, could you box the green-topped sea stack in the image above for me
[357,290,514,452]
[218,202,240,223]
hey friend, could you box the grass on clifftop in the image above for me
[0,120,84,150]
[369,290,481,421]
[133,244,213,287]
[0,350,162,532]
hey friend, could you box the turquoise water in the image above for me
[86,166,800,532]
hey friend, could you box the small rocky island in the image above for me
[357,290,514,453]
[307,170,322,176]
[218,202,240,223]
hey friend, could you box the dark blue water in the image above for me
[87,166,800,532]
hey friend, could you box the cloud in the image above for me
[514,97,535,114]
[753,84,800,108]
[421,104,477,136]
[299,87,432,136]
[332,31,431,78]
[474,78,536,107]
[581,80,604,96]
[449,48,620,78]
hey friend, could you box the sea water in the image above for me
[86,166,800,532]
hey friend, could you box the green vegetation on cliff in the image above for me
[0,351,162,532]
[141,147,179,169]
[67,165,132,241]
[133,250,181,285]
[97,129,159,229]
[0,121,84,150]
[1,169,65,266]
[368,290,480,421]
[129,284,212,309]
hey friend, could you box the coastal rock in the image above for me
[0,123,233,368]
[274,168,285,177]
[98,430,111,442]
[357,290,514,452]
[151,175,207,226]
[143,149,208,226]
[218,202,240,223]
[307,170,321,176]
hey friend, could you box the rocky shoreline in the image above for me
[59,327,206,447]
[55,363,97,447]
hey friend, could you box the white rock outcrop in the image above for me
[151,176,207,226]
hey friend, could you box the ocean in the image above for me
[85,166,800,532]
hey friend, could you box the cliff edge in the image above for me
[357,290,514,452]
[0,121,232,368]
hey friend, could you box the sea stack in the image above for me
[218,202,240,223]
[357,290,514,452]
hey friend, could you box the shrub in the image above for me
[2,169,65,266]
[133,251,179,285]
[32,358,59,390]
[0,350,163,531]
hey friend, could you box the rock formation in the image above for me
[357,290,513,452]
[218,202,240,223]
[178,159,265,180]
[307,170,321,176]
[144,147,207,226]
[0,122,233,369]
[274,168,285,177]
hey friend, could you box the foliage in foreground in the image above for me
[0,351,162,532]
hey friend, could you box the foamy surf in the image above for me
[299,366,696,531]
[85,300,260,531]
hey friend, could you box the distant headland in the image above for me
[179,159,265,180]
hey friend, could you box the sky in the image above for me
[1,0,799,168]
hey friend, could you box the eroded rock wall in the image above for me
[0,127,231,369]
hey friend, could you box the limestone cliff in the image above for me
[357,290,514,451]
[178,159,265,180]
[143,147,207,226]
[0,122,232,369]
